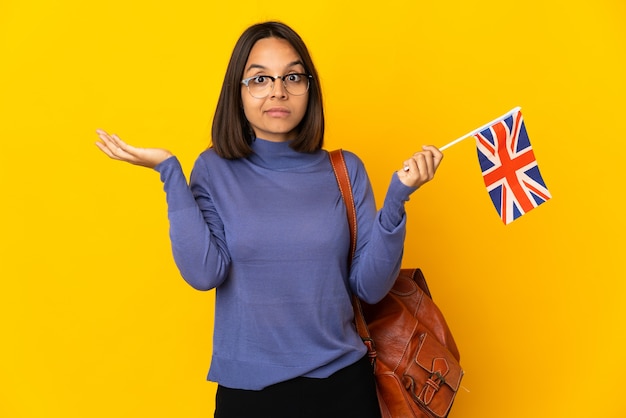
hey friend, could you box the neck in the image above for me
[247,137,323,170]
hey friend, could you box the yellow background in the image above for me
[1,1,625,417]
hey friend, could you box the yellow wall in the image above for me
[2,1,625,417]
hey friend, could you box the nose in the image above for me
[270,76,288,98]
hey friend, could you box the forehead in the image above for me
[244,37,303,72]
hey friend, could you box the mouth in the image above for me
[265,107,291,117]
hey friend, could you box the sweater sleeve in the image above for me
[154,156,231,290]
[344,152,416,304]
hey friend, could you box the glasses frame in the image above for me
[241,73,312,98]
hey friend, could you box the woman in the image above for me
[96,21,443,418]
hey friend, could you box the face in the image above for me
[241,37,309,142]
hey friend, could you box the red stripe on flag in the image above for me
[477,135,495,156]
[522,180,551,202]
[483,122,536,213]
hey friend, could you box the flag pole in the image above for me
[439,106,522,151]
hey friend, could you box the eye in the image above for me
[285,74,302,83]
[252,75,270,85]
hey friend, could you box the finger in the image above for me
[95,131,122,159]
[96,139,133,161]
[95,140,120,160]
[97,131,128,153]
[96,130,115,148]
[398,145,444,188]
[95,131,139,163]
[111,134,148,160]
[412,152,434,179]
[415,146,444,177]
[402,154,429,177]
[110,133,129,148]
[96,130,128,156]
[422,145,444,168]
[108,133,143,160]
[402,157,418,174]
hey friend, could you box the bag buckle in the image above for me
[362,338,377,366]
[429,371,447,386]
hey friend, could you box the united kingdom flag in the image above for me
[474,109,551,224]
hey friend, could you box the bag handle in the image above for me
[328,150,375,358]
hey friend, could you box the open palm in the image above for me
[95,129,173,169]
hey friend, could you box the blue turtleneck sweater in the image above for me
[155,138,416,390]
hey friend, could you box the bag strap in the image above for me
[328,150,375,359]
[329,150,357,260]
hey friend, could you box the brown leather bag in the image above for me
[329,149,464,418]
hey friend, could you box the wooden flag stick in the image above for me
[439,106,522,151]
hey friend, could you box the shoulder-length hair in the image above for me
[211,21,325,159]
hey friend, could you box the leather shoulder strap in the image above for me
[328,149,357,261]
[328,150,372,346]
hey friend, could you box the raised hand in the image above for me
[396,145,444,189]
[95,129,173,169]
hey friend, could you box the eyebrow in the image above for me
[244,60,305,73]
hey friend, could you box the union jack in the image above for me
[474,109,551,224]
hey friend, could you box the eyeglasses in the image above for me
[241,73,312,99]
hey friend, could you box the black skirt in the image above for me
[214,355,381,418]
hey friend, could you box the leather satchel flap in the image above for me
[415,334,463,391]
[404,333,463,418]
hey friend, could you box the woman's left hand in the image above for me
[396,145,444,189]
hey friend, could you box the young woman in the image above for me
[96,21,443,418]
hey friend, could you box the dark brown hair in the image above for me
[211,21,325,159]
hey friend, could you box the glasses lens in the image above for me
[283,74,309,96]
[248,76,272,98]
[245,74,310,98]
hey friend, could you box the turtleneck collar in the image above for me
[247,137,325,171]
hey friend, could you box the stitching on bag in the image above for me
[389,276,418,297]
[392,320,419,372]
[411,288,424,318]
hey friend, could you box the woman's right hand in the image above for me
[95,129,174,169]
